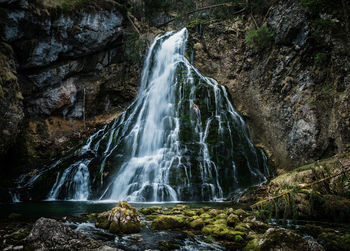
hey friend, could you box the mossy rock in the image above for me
[159,240,181,250]
[183,209,197,217]
[213,219,227,226]
[198,206,211,214]
[96,202,140,234]
[318,232,350,250]
[151,215,187,230]
[199,213,211,219]
[243,238,260,251]
[139,206,163,215]
[95,211,110,229]
[233,209,249,220]
[208,209,221,216]
[216,213,227,219]
[189,218,205,230]
[203,223,246,241]
[176,204,189,210]
[109,221,141,234]
[87,213,98,219]
[234,223,250,234]
[227,213,240,227]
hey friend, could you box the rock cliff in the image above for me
[189,0,349,170]
[0,0,143,187]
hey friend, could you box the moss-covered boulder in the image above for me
[227,213,240,227]
[233,209,249,220]
[202,223,246,242]
[95,201,140,234]
[151,215,187,230]
[244,228,324,251]
[189,218,205,230]
[139,206,163,215]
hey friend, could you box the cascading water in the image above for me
[14,28,270,202]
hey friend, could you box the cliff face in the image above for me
[0,0,144,186]
[189,0,350,170]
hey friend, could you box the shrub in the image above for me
[245,26,274,51]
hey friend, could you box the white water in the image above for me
[14,28,269,202]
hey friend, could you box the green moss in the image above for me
[95,214,110,229]
[159,240,180,250]
[189,218,205,230]
[139,206,162,215]
[234,223,250,233]
[245,26,274,51]
[243,239,260,251]
[187,19,209,29]
[233,209,249,219]
[151,215,187,230]
[227,214,240,227]
[216,213,227,220]
[109,221,141,234]
[183,209,196,217]
[203,223,246,241]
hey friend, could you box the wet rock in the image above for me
[25,217,113,250]
[268,0,309,45]
[96,201,141,234]
[27,78,77,115]
[244,228,324,251]
[4,5,123,68]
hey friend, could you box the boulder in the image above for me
[244,228,324,251]
[96,201,141,234]
[151,215,187,230]
[25,217,115,250]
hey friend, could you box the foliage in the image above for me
[245,25,274,51]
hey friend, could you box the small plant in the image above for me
[314,52,327,65]
[245,25,274,51]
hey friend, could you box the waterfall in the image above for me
[15,28,269,202]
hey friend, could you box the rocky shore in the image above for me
[1,152,350,251]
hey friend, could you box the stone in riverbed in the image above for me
[96,201,141,234]
[243,228,324,251]
[24,217,115,250]
[151,215,187,230]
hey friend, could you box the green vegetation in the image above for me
[245,26,274,51]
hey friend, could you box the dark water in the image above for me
[0,201,232,219]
